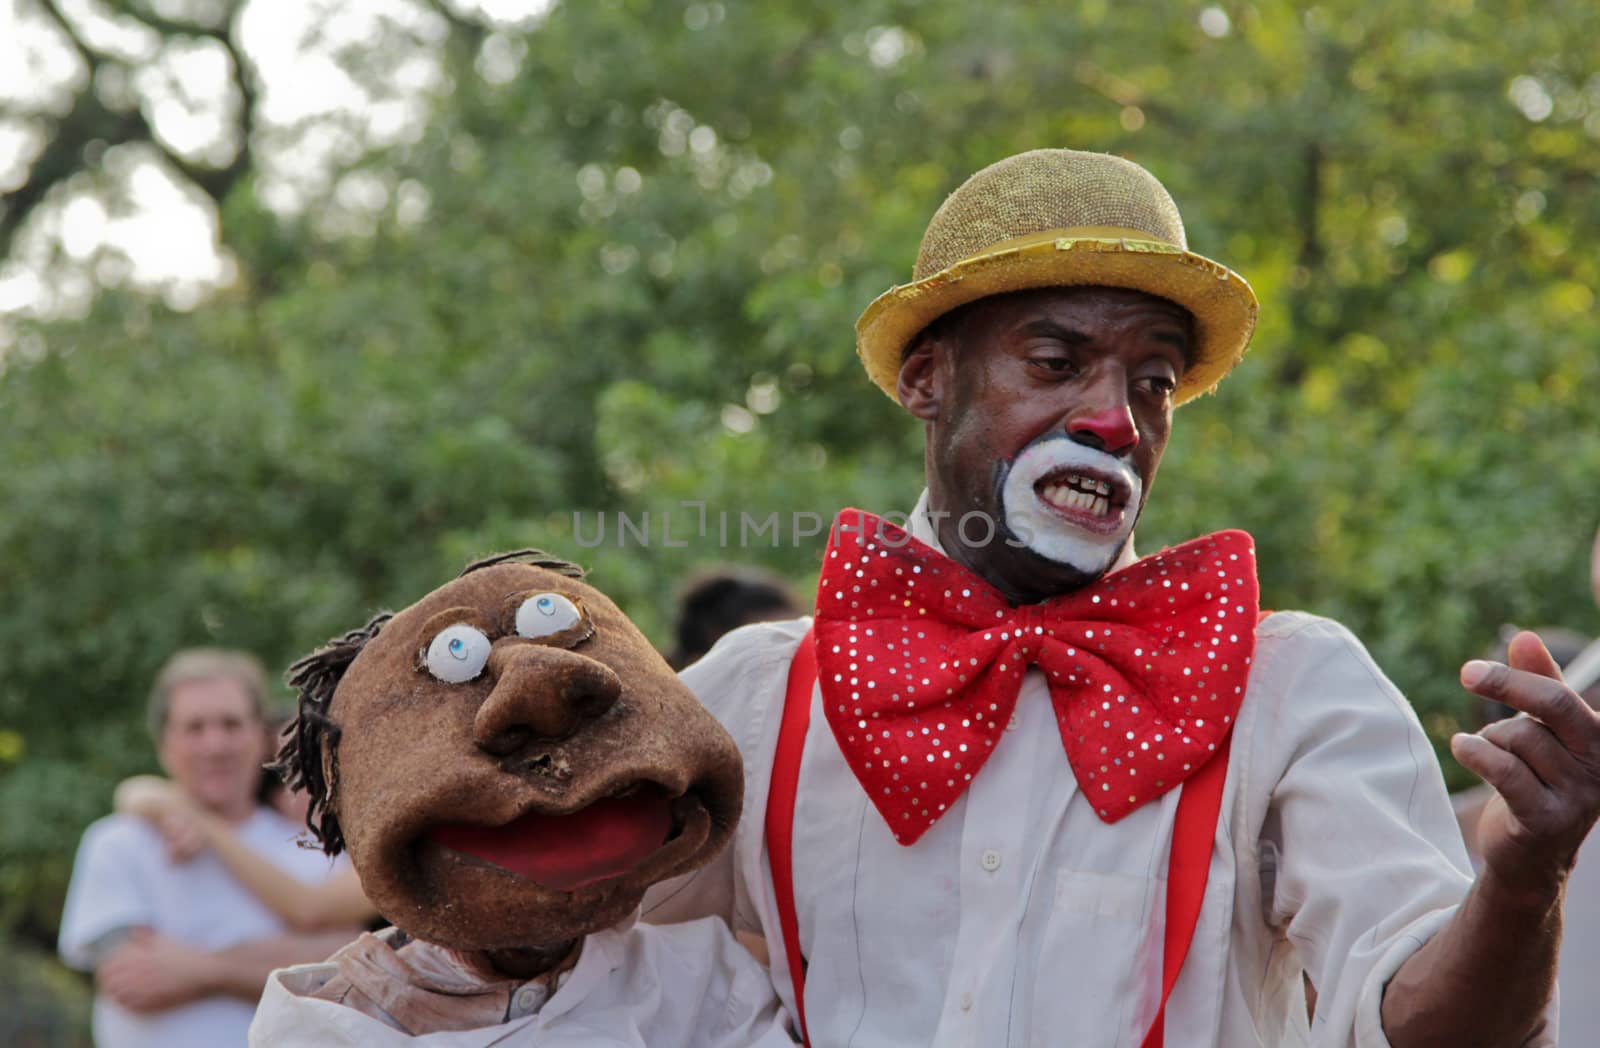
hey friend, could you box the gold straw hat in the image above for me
[855,149,1258,406]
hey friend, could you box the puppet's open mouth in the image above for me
[425,784,687,892]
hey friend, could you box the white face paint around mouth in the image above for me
[999,437,1142,576]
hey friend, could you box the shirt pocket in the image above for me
[1030,869,1164,1048]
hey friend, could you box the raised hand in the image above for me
[1451,630,1600,899]
[114,775,207,862]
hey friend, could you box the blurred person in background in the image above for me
[113,716,379,935]
[57,650,361,1048]
[668,566,803,670]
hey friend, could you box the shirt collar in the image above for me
[530,911,631,1024]
[281,915,640,1034]
[907,488,944,553]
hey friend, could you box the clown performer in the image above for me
[249,552,794,1046]
[644,149,1597,1046]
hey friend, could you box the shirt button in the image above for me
[1006,713,1019,731]
[980,849,1002,872]
[961,991,974,1012]
[512,986,541,1015]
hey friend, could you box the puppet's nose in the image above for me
[473,645,622,756]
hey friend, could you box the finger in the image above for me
[162,820,204,861]
[1507,631,1565,681]
[158,816,200,856]
[1452,732,1549,814]
[1462,660,1595,750]
[98,966,136,1000]
[1480,716,1572,790]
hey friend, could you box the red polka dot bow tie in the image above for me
[813,510,1259,845]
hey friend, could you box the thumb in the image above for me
[1506,630,1564,681]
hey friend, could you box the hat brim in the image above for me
[855,232,1258,407]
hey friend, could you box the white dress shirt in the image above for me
[249,915,794,1046]
[645,494,1556,1047]
[58,808,344,1048]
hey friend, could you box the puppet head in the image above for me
[277,551,743,955]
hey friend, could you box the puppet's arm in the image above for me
[115,775,377,931]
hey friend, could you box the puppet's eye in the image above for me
[424,625,492,683]
[515,593,583,639]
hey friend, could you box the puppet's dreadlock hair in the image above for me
[274,612,392,856]
[459,548,585,578]
[273,551,582,855]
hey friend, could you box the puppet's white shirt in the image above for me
[643,493,1557,1047]
[249,915,794,1046]
[57,807,343,1048]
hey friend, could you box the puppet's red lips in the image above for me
[426,785,674,891]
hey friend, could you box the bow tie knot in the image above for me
[814,510,1260,845]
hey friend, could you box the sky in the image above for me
[0,0,554,318]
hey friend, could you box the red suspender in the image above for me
[766,625,1242,1047]
[767,627,817,1046]
[1139,731,1231,1048]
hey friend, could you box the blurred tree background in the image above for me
[1,0,1597,1024]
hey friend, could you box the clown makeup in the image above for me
[999,432,1142,577]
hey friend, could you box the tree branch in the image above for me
[1,0,258,260]
[114,0,259,206]
[1,0,123,256]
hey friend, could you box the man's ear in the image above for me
[898,332,945,421]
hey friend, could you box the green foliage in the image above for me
[0,930,92,1047]
[3,0,1599,942]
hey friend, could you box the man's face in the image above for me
[900,286,1191,604]
[324,563,743,951]
[158,677,268,820]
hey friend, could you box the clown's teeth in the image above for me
[1040,482,1112,518]
[1048,473,1116,498]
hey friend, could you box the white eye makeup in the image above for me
[515,592,587,641]
[424,624,493,684]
